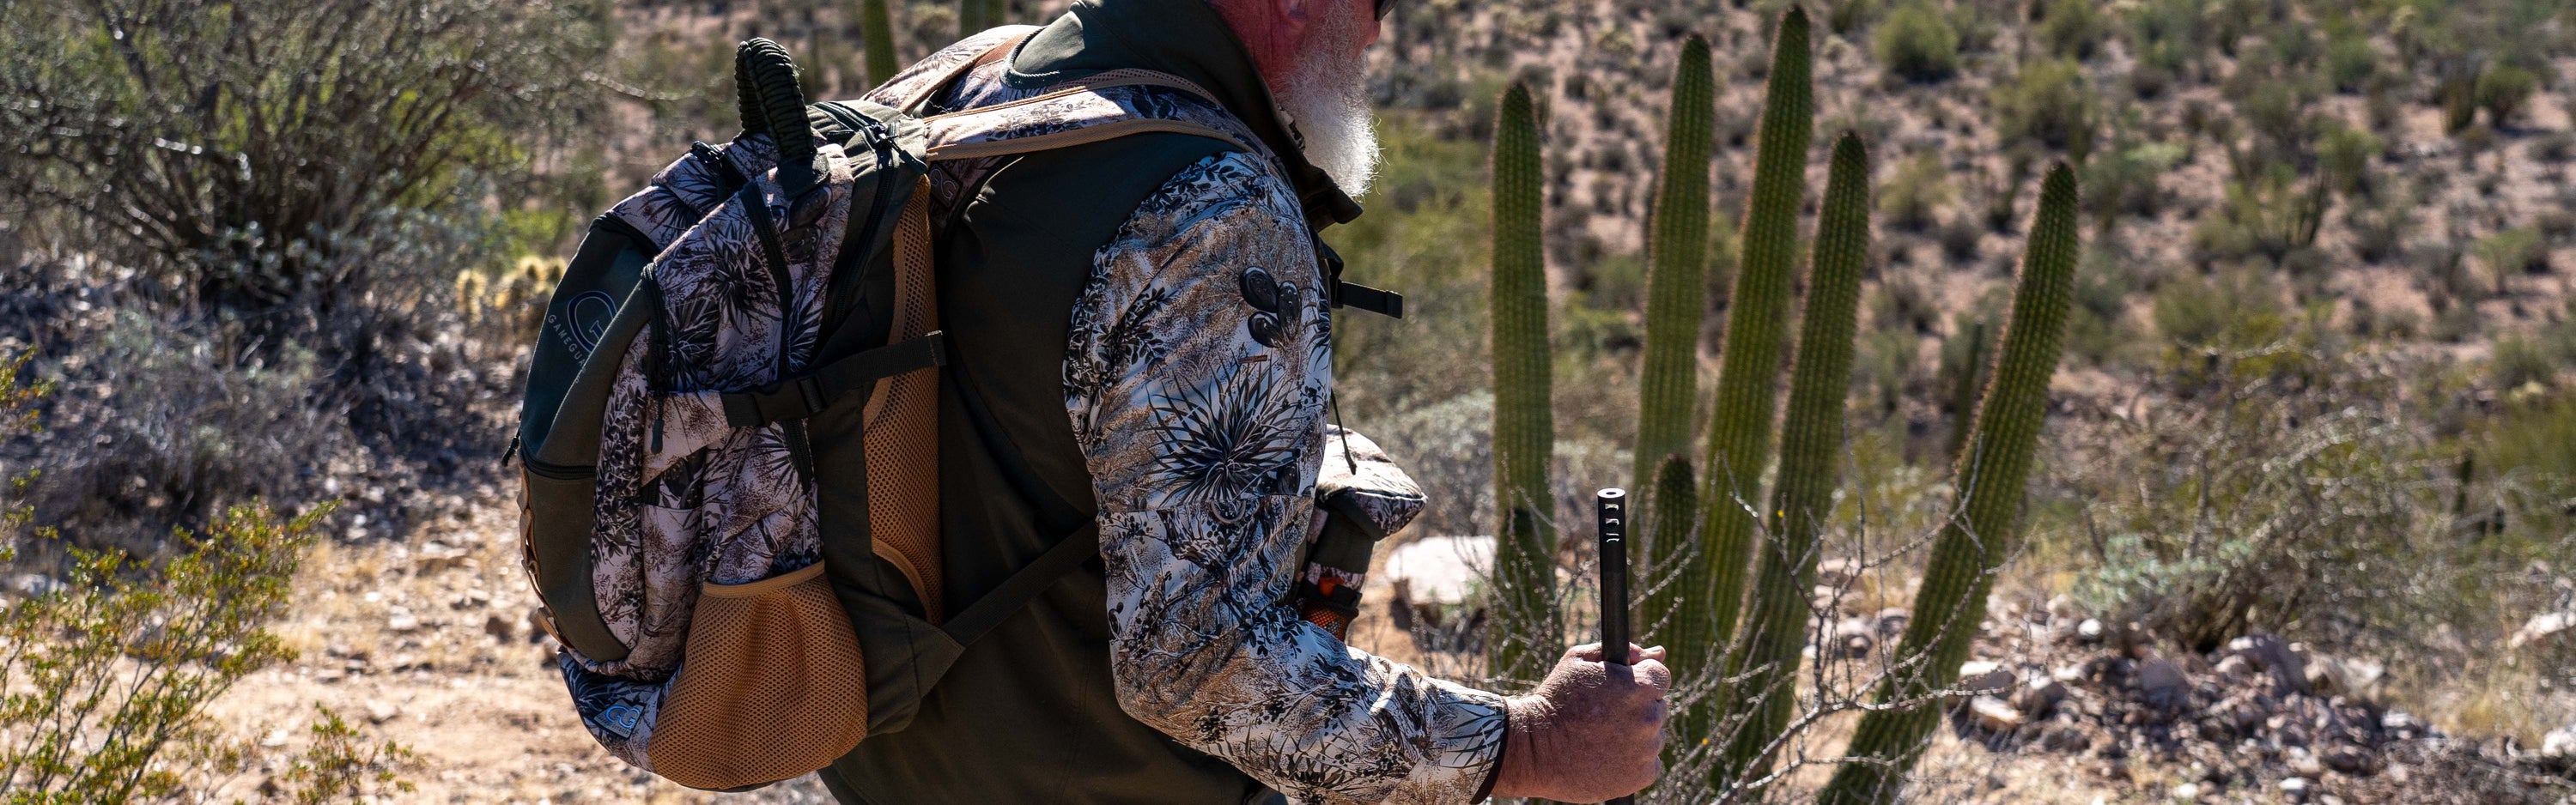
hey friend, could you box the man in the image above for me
[818,1,1668,802]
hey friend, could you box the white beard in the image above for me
[1273,7,1379,197]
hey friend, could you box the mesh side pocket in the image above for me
[647,562,868,790]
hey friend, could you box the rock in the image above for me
[2075,617,2105,644]
[2226,633,2308,695]
[386,607,421,632]
[2138,658,2190,711]
[2510,610,2574,651]
[2212,654,2253,679]
[2167,781,2200,801]
[1815,557,1862,588]
[1379,536,1492,605]
[365,701,398,725]
[2015,675,2068,719]
[484,613,516,641]
[1969,695,2024,732]
[1874,607,1911,636]
[416,541,470,572]
[1958,661,2014,695]
[2288,748,2324,777]
[2539,725,2576,770]
[2278,776,2312,802]
[2321,743,2379,776]
[1830,617,1874,657]
[2306,656,2385,696]
[2380,711,2424,738]
[2039,724,2092,752]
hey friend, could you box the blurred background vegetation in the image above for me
[0,0,2573,801]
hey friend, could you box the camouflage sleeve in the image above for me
[1064,150,1509,804]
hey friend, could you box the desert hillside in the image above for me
[3,0,2574,802]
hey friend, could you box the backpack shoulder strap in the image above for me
[919,70,1258,163]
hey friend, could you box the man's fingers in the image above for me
[1638,645,1668,662]
[1631,658,1674,693]
[1568,642,1605,662]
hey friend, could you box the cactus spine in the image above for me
[1489,82,1558,683]
[1721,132,1872,788]
[1680,5,1813,762]
[1633,33,1716,496]
[1816,164,2082,805]
[859,0,898,88]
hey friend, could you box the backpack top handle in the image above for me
[735,38,825,196]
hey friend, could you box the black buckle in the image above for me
[720,376,826,428]
[1331,281,1405,319]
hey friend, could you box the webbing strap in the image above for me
[926,118,1254,163]
[719,333,948,427]
[940,523,1100,648]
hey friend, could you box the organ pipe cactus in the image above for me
[1720,132,1871,788]
[1637,452,1697,645]
[1676,4,1813,763]
[1632,33,1716,498]
[859,0,898,88]
[1488,82,1558,684]
[1815,163,2082,805]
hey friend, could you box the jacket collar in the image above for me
[1004,0,1364,230]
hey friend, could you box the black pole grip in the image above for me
[1596,487,1630,662]
[1596,487,1635,805]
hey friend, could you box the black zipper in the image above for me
[523,454,597,481]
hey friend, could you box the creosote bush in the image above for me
[0,350,405,802]
[1873,2,1959,83]
[1994,58,2095,159]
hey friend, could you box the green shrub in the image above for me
[2476,64,2540,127]
[2037,0,2110,59]
[2064,345,2458,653]
[1879,152,1951,231]
[2192,166,2329,268]
[0,0,605,346]
[2318,122,2384,198]
[2491,336,2559,391]
[2325,31,2378,92]
[2129,0,2215,81]
[2153,269,2285,351]
[2476,227,2548,293]
[0,352,404,801]
[1994,58,2096,157]
[1873,2,1959,82]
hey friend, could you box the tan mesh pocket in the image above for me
[864,178,945,622]
[647,563,868,790]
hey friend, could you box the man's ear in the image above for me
[1277,0,1309,41]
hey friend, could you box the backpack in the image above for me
[507,33,1265,790]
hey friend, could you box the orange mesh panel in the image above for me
[864,177,945,623]
[648,563,868,790]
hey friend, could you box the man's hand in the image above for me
[1488,643,1670,802]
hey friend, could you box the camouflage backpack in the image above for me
[507,36,1261,790]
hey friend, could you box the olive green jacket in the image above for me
[817,3,1507,803]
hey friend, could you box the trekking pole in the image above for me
[1595,487,1635,805]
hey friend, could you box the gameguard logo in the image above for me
[547,290,619,361]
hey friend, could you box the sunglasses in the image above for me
[1375,0,1399,19]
